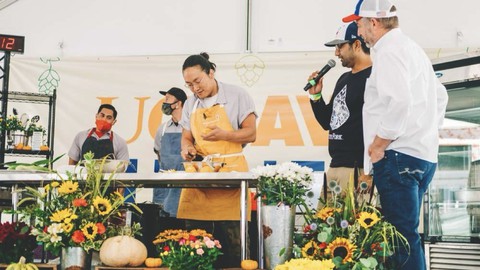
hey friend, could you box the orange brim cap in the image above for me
[342,14,362,23]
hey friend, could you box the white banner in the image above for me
[7,52,346,173]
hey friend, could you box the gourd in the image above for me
[6,257,39,270]
[144,257,162,267]
[99,227,147,267]
[241,259,258,270]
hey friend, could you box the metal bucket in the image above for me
[261,204,295,270]
[61,247,88,270]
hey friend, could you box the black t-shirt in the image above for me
[310,67,372,168]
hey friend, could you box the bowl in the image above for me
[183,161,224,172]
[94,159,129,173]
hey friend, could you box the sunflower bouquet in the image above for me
[17,152,137,255]
[292,180,409,270]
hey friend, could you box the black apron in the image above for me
[81,128,115,160]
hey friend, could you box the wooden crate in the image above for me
[95,267,168,270]
[0,264,57,270]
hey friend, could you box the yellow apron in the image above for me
[177,101,250,221]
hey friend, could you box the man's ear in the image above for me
[112,119,117,126]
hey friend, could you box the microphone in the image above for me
[303,59,336,91]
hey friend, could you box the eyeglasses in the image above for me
[184,75,206,89]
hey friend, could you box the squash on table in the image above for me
[241,259,258,270]
[99,227,147,267]
[144,257,162,267]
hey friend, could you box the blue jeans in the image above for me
[373,150,436,270]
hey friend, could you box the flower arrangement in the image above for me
[17,152,138,255]
[153,229,222,270]
[25,123,46,136]
[275,258,335,270]
[293,180,409,270]
[0,221,37,263]
[0,115,24,132]
[252,162,313,206]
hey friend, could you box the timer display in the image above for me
[0,34,25,53]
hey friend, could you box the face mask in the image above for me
[95,119,112,132]
[161,101,178,115]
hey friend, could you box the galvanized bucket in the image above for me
[262,204,295,270]
[61,247,88,270]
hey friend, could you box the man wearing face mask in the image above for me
[68,104,129,165]
[153,87,187,222]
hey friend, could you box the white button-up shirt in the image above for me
[363,28,449,173]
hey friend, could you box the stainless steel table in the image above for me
[0,171,261,265]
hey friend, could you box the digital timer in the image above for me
[0,34,25,53]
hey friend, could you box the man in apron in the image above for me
[68,104,129,165]
[153,87,187,226]
[178,53,257,268]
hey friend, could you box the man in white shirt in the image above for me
[343,0,448,269]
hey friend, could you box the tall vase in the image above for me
[61,247,88,270]
[262,204,295,270]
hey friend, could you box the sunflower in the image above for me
[358,212,381,229]
[316,207,339,220]
[57,180,79,194]
[325,237,356,263]
[81,222,98,240]
[62,222,73,233]
[50,208,72,222]
[93,196,112,215]
[301,240,319,259]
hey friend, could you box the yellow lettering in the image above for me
[96,97,118,104]
[148,97,165,138]
[296,96,328,146]
[252,96,304,146]
[116,97,150,144]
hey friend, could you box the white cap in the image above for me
[343,0,397,22]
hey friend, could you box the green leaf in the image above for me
[317,231,329,242]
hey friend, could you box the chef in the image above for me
[179,52,257,268]
[153,87,187,222]
[68,104,129,165]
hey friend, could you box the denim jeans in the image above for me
[373,150,436,270]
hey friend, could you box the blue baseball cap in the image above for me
[324,22,363,47]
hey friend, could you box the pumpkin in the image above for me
[144,257,162,267]
[99,235,148,267]
[241,259,258,270]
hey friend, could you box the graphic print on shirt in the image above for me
[330,85,349,131]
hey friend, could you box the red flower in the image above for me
[73,198,88,207]
[318,242,327,249]
[96,223,106,234]
[188,235,197,241]
[303,225,311,233]
[163,245,170,251]
[371,242,382,252]
[72,230,85,243]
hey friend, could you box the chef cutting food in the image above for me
[178,52,257,268]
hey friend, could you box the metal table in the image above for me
[0,171,261,265]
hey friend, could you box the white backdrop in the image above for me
[0,0,479,57]
[6,48,471,172]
